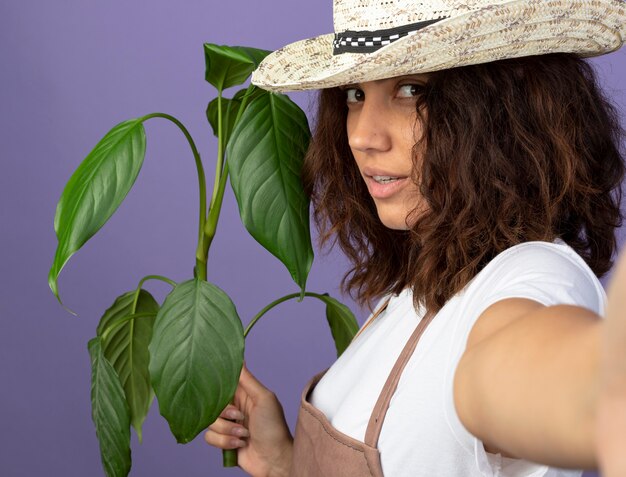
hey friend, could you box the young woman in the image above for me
[205,1,626,475]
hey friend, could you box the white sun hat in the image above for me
[251,0,625,92]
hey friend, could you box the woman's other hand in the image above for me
[204,364,293,477]
[595,248,626,477]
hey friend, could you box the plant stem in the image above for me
[203,162,229,254]
[100,312,155,344]
[140,113,208,280]
[209,92,224,212]
[203,85,257,258]
[233,85,256,129]
[203,91,227,258]
[136,274,177,289]
[131,274,177,314]
[244,292,326,338]
[223,450,238,468]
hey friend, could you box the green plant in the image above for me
[49,44,358,477]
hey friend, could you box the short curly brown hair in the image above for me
[302,53,625,315]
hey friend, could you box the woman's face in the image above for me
[344,75,427,230]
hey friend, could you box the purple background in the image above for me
[1,1,624,476]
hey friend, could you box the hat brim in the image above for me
[251,0,625,92]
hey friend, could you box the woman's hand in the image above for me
[204,364,293,477]
[595,248,626,477]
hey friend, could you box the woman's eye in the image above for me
[397,84,424,98]
[345,88,365,103]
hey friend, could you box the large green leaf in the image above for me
[49,118,146,302]
[227,93,313,293]
[204,44,270,92]
[149,279,244,443]
[88,337,132,477]
[96,289,159,442]
[318,295,359,357]
[206,87,266,148]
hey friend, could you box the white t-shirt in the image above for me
[310,240,606,476]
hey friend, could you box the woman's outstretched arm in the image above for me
[454,252,626,475]
[595,249,626,477]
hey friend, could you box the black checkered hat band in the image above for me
[333,17,447,55]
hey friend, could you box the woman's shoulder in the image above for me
[462,238,606,316]
[483,238,593,274]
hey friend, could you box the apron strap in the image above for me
[363,310,435,448]
[353,298,391,341]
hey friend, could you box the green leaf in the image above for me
[318,295,359,357]
[206,87,266,148]
[204,43,270,92]
[88,337,132,477]
[149,279,244,443]
[49,118,146,302]
[96,289,159,442]
[227,93,313,294]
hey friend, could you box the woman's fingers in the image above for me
[205,417,249,449]
[220,404,244,421]
[209,417,250,437]
[204,428,247,450]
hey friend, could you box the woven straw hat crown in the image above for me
[251,0,625,92]
[334,0,471,32]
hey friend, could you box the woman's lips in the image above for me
[364,174,409,199]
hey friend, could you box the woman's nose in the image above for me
[347,100,392,153]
